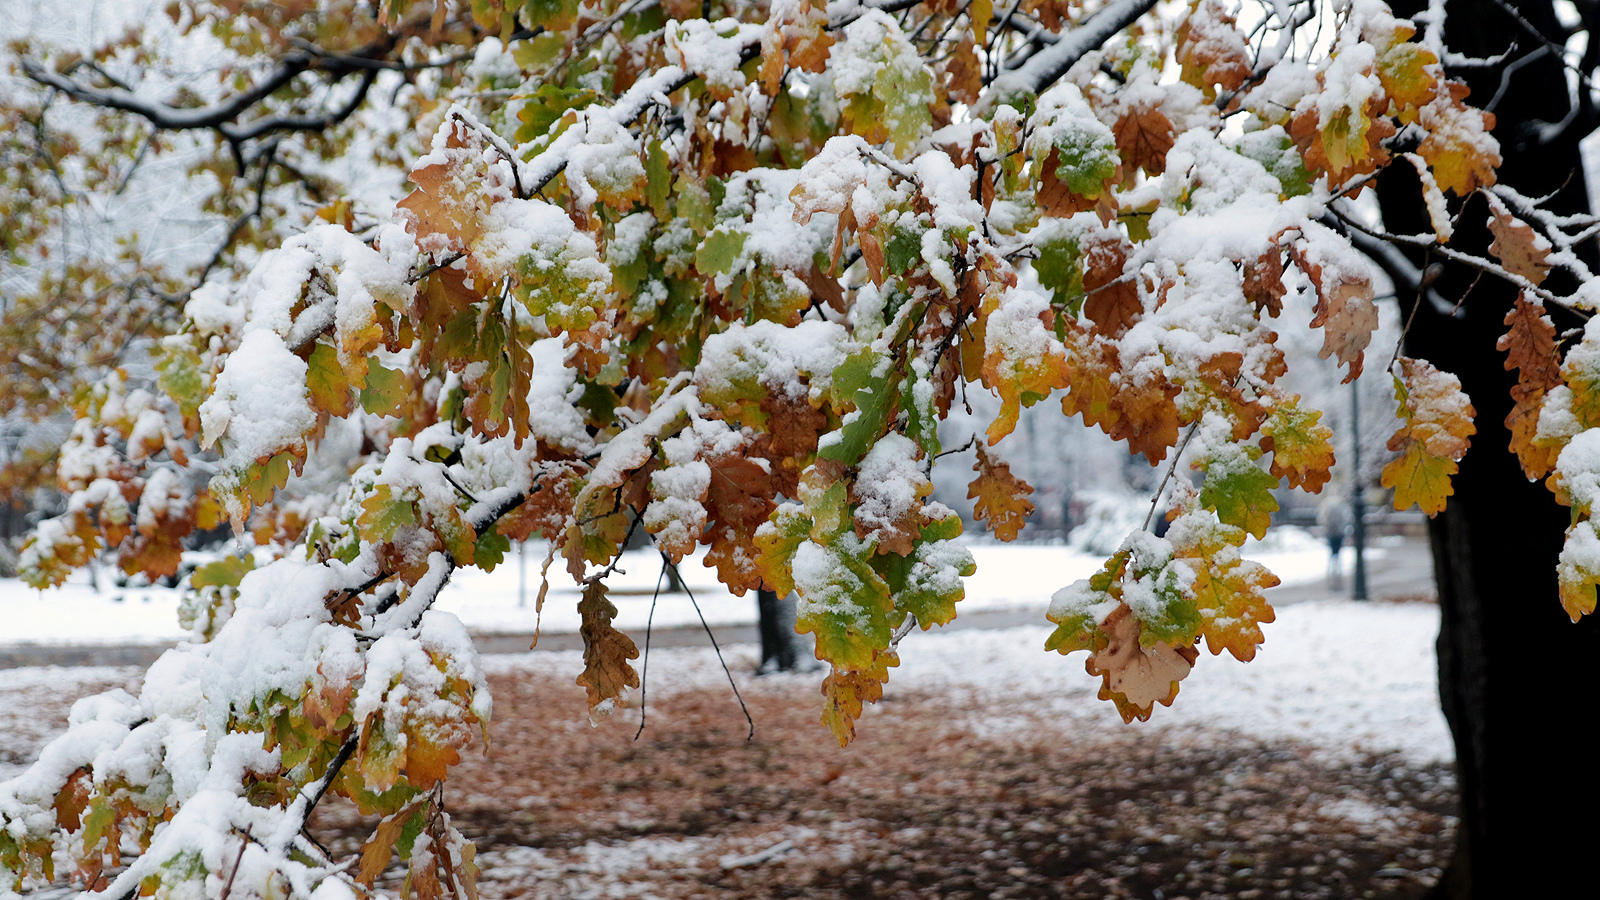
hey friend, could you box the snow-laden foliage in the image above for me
[9,0,1600,896]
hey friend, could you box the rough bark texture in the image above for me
[1380,1,1600,895]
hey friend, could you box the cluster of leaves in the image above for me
[11,0,1600,897]
[0,0,489,511]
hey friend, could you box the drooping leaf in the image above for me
[1381,356,1476,516]
[967,443,1035,541]
[575,581,640,712]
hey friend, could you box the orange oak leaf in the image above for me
[1174,0,1252,96]
[1081,232,1141,338]
[1417,82,1499,196]
[1061,323,1182,464]
[1486,196,1553,287]
[1289,96,1395,187]
[1241,247,1286,317]
[1498,295,1563,479]
[968,443,1036,541]
[703,447,779,593]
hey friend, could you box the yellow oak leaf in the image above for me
[967,443,1036,542]
[1381,357,1476,516]
[1258,393,1336,493]
[1168,498,1280,662]
[1417,82,1499,196]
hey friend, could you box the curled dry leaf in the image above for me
[1088,605,1199,723]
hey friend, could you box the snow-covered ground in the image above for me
[0,534,1370,646]
[480,596,1450,767]
[0,596,1448,789]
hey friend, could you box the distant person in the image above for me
[1318,496,1352,586]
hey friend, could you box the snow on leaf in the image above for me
[1558,519,1600,621]
[1381,357,1476,516]
[1258,393,1336,493]
[1294,239,1378,383]
[832,11,934,157]
[1167,488,1279,662]
[1029,84,1122,221]
[1174,0,1251,97]
[968,443,1035,541]
[1197,443,1280,541]
[981,285,1069,444]
[874,510,974,631]
[1417,82,1499,196]
[849,433,933,556]
[1485,194,1553,287]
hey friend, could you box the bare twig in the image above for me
[665,558,755,740]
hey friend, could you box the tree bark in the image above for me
[1379,1,1600,895]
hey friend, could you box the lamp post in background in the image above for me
[1350,374,1369,602]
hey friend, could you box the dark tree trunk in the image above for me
[1378,1,1600,895]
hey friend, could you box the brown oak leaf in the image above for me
[1112,103,1176,176]
[575,580,641,711]
[1498,295,1562,478]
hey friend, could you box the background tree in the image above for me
[0,1,1585,899]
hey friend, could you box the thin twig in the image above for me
[218,825,252,900]
[667,558,755,740]
[1142,421,1203,532]
[634,557,669,740]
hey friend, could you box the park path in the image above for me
[0,538,1437,669]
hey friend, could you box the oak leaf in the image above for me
[820,664,891,748]
[1174,0,1252,96]
[1486,196,1552,287]
[1499,296,1562,478]
[575,580,641,712]
[1080,232,1141,337]
[1417,82,1499,195]
[1087,605,1199,723]
[1296,245,1378,383]
[1241,247,1286,317]
[1112,103,1176,176]
[1381,357,1476,516]
[1258,394,1336,492]
[1168,496,1279,662]
[703,447,779,593]
[968,443,1035,541]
